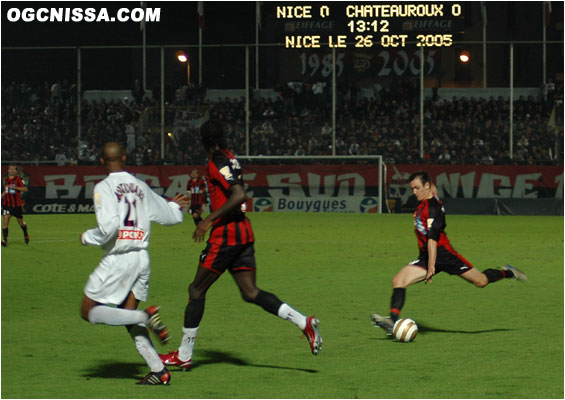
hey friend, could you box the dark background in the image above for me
[1,1,563,89]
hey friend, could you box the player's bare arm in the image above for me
[193,184,247,242]
[425,238,438,284]
[10,183,27,192]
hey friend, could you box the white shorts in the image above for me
[84,249,150,305]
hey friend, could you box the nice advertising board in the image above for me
[4,164,562,214]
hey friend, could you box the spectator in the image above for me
[55,150,68,166]
[51,81,61,104]
[437,148,451,164]
[125,120,136,154]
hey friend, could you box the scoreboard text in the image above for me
[278,3,463,48]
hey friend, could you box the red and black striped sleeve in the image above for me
[426,197,446,241]
[208,151,243,190]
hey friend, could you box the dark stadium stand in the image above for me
[1,80,563,166]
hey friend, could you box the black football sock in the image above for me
[390,288,406,322]
[253,290,283,315]
[483,268,513,283]
[20,224,28,236]
[193,216,202,226]
[184,298,205,328]
[2,228,7,241]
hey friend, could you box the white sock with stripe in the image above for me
[178,327,198,361]
[277,303,307,330]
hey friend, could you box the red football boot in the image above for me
[159,350,192,370]
[303,316,322,355]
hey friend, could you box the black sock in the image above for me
[253,290,283,315]
[2,228,7,241]
[193,216,202,226]
[390,288,406,322]
[483,268,513,283]
[20,224,28,236]
[184,298,205,328]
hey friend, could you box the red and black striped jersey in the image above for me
[206,149,254,246]
[2,175,25,207]
[187,177,207,207]
[413,196,450,252]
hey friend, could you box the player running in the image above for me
[2,164,29,247]
[80,142,189,385]
[372,171,527,336]
[159,120,322,371]
[186,169,207,226]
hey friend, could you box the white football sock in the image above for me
[178,327,198,361]
[277,303,307,330]
[128,324,164,373]
[88,305,148,326]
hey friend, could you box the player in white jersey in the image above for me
[79,142,189,385]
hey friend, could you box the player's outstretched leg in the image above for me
[270,297,323,355]
[469,265,527,287]
[371,313,394,336]
[136,367,171,385]
[502,265,527,282]
[234,269,323,355]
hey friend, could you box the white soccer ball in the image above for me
[393,318,418,342]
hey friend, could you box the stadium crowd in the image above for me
[1,79,563,166]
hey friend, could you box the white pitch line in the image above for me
[31,239,72,243]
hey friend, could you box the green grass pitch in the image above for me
[1,212,563,398]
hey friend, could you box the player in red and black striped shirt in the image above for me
[186,169,207,226]
[2,165,29,246]
[160,120,322,370]
[372,171,527,336]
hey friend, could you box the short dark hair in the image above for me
[200,120,227,151]
[100,142,125,163]
[408,171,431,186]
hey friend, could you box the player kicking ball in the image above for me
[159,120,322,371]
[372,171,527,336]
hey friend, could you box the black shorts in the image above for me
[2,206,23,219]
[199,242,256,274]
[410,246,474,276]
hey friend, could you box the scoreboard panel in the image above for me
[276,3,464,48]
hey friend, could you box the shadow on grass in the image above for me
[370,323,514,341]
[81,349,318,379]
[82,362,144,379]
[192,349,318,373]
[417,323,514,335]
